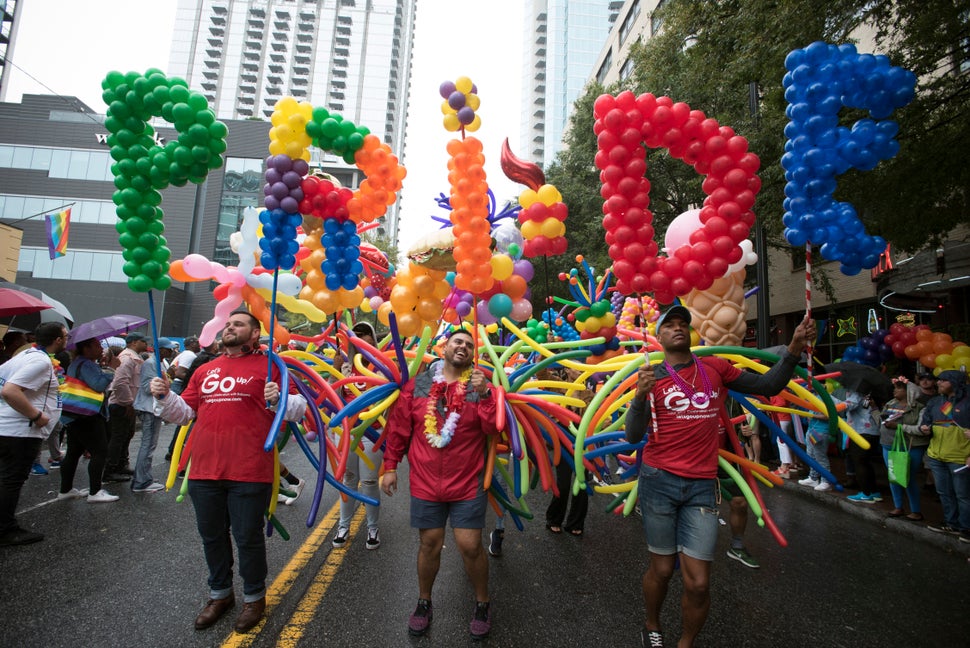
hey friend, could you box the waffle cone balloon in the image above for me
[683,270,747,347]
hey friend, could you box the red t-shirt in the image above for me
[643,356,742,479]
[178,352,292,483]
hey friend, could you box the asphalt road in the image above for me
[2,424,967,648]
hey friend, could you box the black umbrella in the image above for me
[823,361,893,404]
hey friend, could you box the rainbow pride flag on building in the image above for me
[44,208,71,260]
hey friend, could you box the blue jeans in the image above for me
[132,411,161,490]
[881,444,927,513]
[927,456,970,531]
[0,435,42,534]
[637,463,719,561]
[187,479,273,602]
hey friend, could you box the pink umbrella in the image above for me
[0,288,53,318]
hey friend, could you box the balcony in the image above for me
[202,70,219,79]
[209,25,224,37]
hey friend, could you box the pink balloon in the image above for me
[510,298,533,322]
[663,209,702,252]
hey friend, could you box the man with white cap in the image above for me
[625,305,815,648]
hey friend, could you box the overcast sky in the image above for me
[3,0,527,257]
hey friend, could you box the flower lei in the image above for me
[424,362,472,448]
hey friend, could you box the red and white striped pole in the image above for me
[805,242,813,377]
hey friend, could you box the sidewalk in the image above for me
[778,454,970,559]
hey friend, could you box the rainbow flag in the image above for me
[44,208,71,260]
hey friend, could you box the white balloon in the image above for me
[725,239,758,276]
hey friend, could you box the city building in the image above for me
[0,94,280,338]
[169,0,416,242]
[520,0,617,169]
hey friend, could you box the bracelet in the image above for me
[384,469,396,473]
[28,412,42,424]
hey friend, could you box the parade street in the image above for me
[1,424,966,648]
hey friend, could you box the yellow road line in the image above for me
[220,498,344,648]
[274,507,365,647]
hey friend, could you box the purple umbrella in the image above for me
[67,314,149,348]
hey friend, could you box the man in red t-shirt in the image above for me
[625,305,815,648]
[151,309,306,634]
[381,328,498,640]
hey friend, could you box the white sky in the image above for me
[3,0,526,259]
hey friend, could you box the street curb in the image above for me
[781,480,970,558]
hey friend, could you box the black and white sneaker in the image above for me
[641,627,664,647]
[332,526,349,548]
[488,529,504,557]
[365,527,380,550]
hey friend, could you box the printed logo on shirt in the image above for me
[660,384,719,414]
[200,369,254,395]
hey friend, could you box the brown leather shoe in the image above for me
[194,594,235,630]
[233,597,266,633]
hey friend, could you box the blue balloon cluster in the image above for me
[258,208,301,270]
[321,218,363,291]
[541,308,580,343]
[841,328,892,367]
[781,41,916,276]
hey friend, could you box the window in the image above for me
[17,247,127,282]
[619,0,640,45]
[596,50,613,84]
[620,57,635,81]
[213,157,262,267]
[0,145,112,181]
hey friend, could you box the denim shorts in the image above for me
[638,463,719,561]
[410,490,487,529]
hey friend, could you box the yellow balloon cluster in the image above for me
[440,76,482,133]
[518,184,567,247]
[268,97,313,160]
[377,262,451,337]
